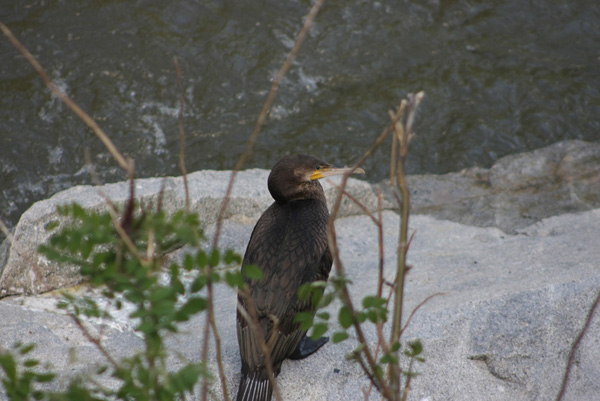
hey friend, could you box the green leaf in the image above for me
[149,287,174,303]
[310,323,328,340]
[317,291,335,308]
[332,331,349,344]
[18,344,35,355]
[373,365,384,380]
[362,295,386,309]
[224,249,242,265]
[380,353,398,365]
[184,254,194,271]
[294,311,314,331]
[208,248,220,267]
[80,240,93,259]
[311,288,323,307]
[297,283,312,301]
[23,359,39,368]
[243,264,263,280]
[196,250,207,268]
[339,306,353,329]
[316,311,330,321]
[0,353,17,381]
[225,271,244,288]
[405,339,423,357]
[179,297,207,316]
[35,373,56,383]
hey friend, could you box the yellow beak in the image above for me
[310,166,365,181]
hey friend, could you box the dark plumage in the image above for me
[236,154,364,401]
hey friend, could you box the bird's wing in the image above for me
[237,199,332,370]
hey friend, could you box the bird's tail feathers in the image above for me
[236,370,273,401]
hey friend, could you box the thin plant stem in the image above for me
[400,357,415,401]
[400,293,445,336]
[208,282,231,401]
[388,93,425,398]
[69,313,120,370]
[200,289,212,401]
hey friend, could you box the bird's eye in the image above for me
[316,165,321,170]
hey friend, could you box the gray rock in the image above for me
[1,210,598,401]
[379,139,600,233]
[0,170,374,297]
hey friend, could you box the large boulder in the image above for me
[386,139,600,232]
[0,170,374,297]
[1,209,598,400]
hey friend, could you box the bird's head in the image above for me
[267,154,365,203]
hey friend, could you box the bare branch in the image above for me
[208,284,231,401]
[69,313,120,370]
[400,293,446,336]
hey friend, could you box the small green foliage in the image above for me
[225,270,245,288]
[294,311,314,331]
[309,322,328,340]
[332,331,349,344]
[338,305,354,329]
[196,249,208,268]
[223,249,242,265]
[373,365,384,381]
[316,311,330,321]
[0,343,56,400]
[404,339,425,363]
[208,248,220,267]
[361,295,388,323]
[183,254,194,271]
[379,352,399,365]
[23,202,244,400]
[242,264,263,280]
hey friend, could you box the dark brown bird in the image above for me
[236,154,364,401]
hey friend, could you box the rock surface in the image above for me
[0,170,376,297]
[1,140,599,400]
[383,139,600,233]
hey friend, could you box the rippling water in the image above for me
[1,0,599,230]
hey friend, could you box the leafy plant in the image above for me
[31,201,239,401]
[0,343,55,401]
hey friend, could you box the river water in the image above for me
[1,0,599,231]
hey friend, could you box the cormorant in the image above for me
[236,154,364,401]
